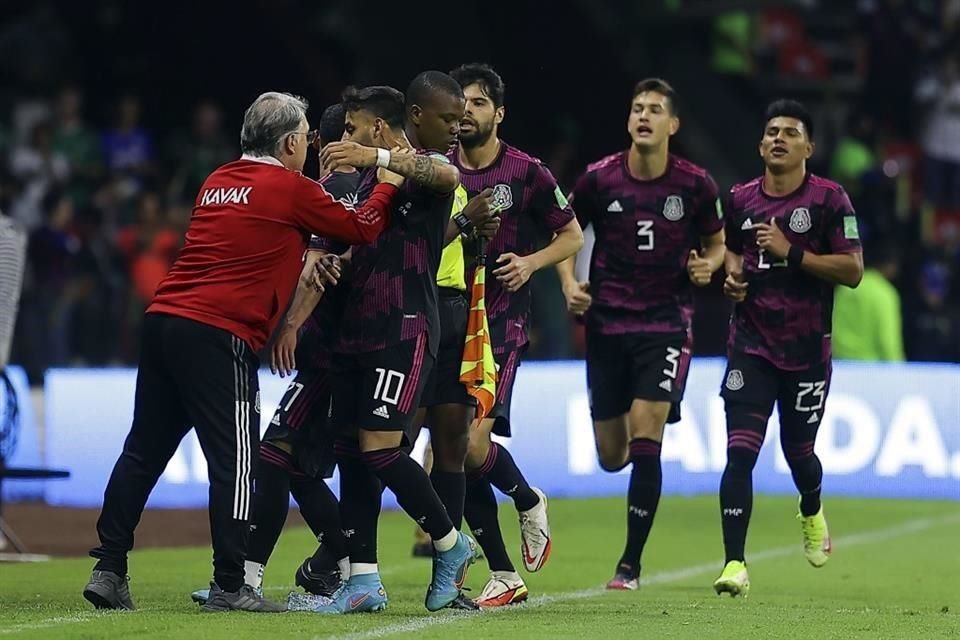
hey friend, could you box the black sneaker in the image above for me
[412,542,433,558]
[200,583,286,613]
[294,558,341,597]
[83,570,136,610]
[446,591,479,611]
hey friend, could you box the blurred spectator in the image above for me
[116,192,179,304]
[833,243,905,361]
[101,94,154,210]
[15,189,78,379]
[165,100,234,204]
[915,48,960,209]
[52,86,102,209]
[904,259,960,361]
[830,112,878,198]
[8,120,69,229]
[712,12,754,77]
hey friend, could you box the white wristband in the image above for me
[376,148,391,168]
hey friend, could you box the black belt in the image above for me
[438,286,467,299]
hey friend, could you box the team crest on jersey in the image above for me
[491,184,513,212]
[789,207,812,233]
[725,369,744,391]
[662,195,684,221]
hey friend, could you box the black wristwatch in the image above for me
[454,212,474,236]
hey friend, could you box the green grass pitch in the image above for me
[1,496,957,639]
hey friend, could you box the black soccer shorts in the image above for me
[720,351,832,437]
[260,366,336,479]
[329,333,435,433]
[585,330,691,423]
[420,288,475,408]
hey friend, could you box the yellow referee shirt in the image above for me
[435,184,468,291]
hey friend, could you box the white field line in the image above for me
[311,514,960,640]
[1,514,956,637]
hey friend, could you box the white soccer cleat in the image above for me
[475,571,529,607]
[518,487,552,572]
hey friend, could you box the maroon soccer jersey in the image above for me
[724,173,862,370]
[451,142,575,354]
[300,170,361,370]
[335,156,454,356]
[570,152,723,336]
[149,157,395,352]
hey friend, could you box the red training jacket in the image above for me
[149,157,395,351]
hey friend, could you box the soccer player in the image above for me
[83,92,400,613]
[190,103,358,608]
[556,78,726,591]
[299,73,477,614]
[713,99,863,597]
[449,63,583,606]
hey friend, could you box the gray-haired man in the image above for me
[82,92,402,613]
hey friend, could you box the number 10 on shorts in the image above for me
[374,368,406,406]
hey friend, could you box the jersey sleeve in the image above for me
[527,162,576,232]
[695,173,724,236]
[824,187,862,254]
[289,172,395,245]
[567,169,598,230]
[723,190,743,254]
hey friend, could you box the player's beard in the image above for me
[459,120,495,149]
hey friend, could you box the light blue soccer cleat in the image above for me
[425,532,477,612]
[287,573,387,614]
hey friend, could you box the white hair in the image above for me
[239,92,309,157]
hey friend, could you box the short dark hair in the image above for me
[406,71,464,111]
[632,78,678,115]
[449,63,506,107]
[317,103,346,146]
[764,98,815,140]
[341,85,406,129]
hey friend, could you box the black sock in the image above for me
[430,470,465,530]
[362,447,453,540]
[464,474,514,572]
[335,438,382,565]
[246,453,292,565]
[783,443,823,517]
[618,438,662,572]
[291,477,346,566]
[481,443,538,512]
[719,447,759,563]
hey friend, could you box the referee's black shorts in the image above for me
[420,287,475,408]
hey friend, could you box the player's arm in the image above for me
[271,250,341,377]
[496,219,583,294]
[688,230,725,286]
[556,171,595,312]
[756,188,864,288]
[722,192,748,302]
[291,173,398,244]
[320,141,459,194]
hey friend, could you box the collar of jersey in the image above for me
[240,153,285,167]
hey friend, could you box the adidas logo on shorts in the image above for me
[372,404,390,419]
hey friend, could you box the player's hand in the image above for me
[463,188,500,239]
[562,280,592,315]
[270,324,298,378]
[493,252,536,292]
[376,166,404,188]
[723,270,748,303]
[320,140,377,171]
[687,249,713,287]
[755,219,790,259]
[312,254,341,291]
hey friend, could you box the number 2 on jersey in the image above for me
[637,220,654,251]
[757,248,787,269]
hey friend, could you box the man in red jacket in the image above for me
[83,91,402,613]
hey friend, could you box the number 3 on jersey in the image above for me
[637,220,654,251]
